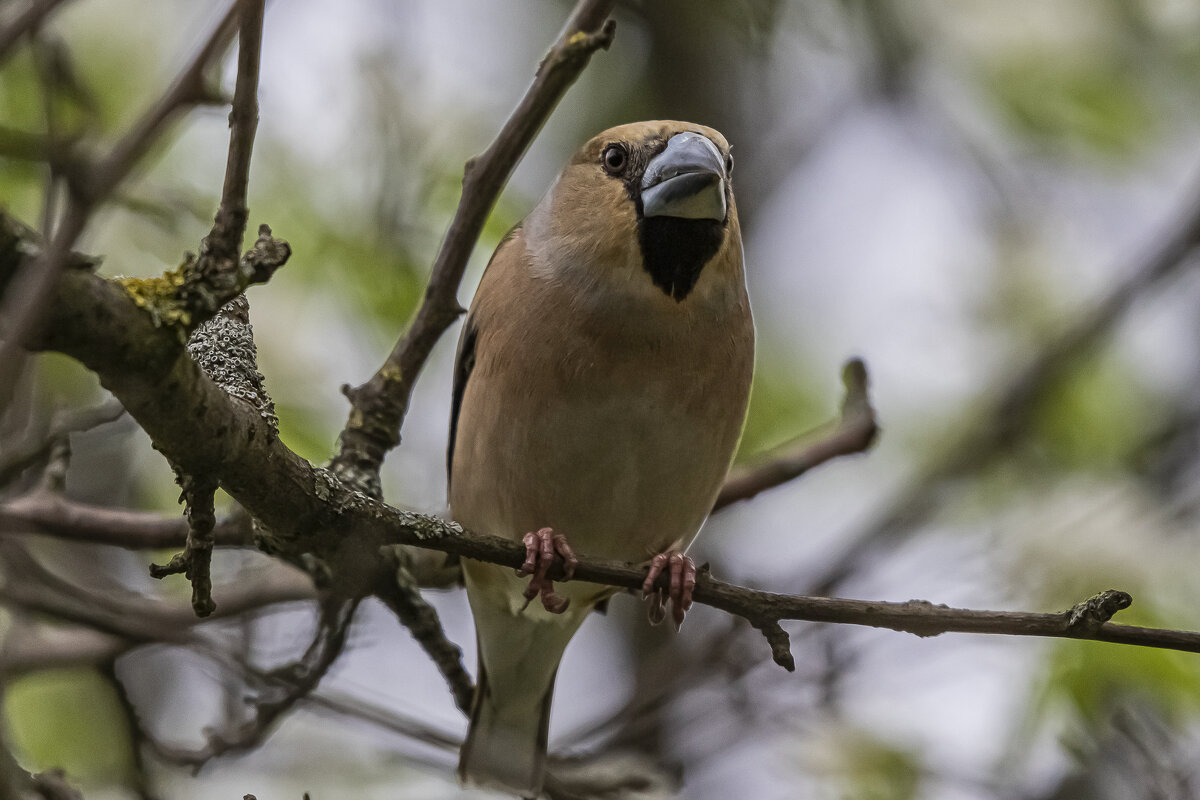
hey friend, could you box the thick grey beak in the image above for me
[641,132,727,222]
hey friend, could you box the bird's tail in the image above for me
[458,658,555,798]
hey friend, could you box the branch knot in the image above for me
[1067,589,1133,632]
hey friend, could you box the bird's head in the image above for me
[525,121,741,304]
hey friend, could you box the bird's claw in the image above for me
[518,527,578,614]
[642,550,696,630]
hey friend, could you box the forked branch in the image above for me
[330,0,618,493]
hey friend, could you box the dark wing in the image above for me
[446,223,523,491]
[446,312,478,489]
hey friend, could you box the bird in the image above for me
[449,120,754,797]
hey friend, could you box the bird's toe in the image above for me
[518,527,575,614]
[643,550,696,630]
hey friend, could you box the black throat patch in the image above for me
[636,216,725,302]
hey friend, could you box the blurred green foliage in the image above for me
[0,52,48,223]
[5,668,135,786]
[986,58,1156,159]
[1046,638,1200,725]
[0,50,46,131]
[803,727,923,800]
[843,739,922,800]
[737,344,829,461]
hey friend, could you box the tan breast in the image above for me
[449,228,754,564]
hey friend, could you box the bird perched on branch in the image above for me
[450,120,754,797]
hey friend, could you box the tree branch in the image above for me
[347,518,1200,666]
[0,491,252,549]
[206,0,264,265]
[330,0,618,493]
[0,550,315,676]
[374,553,475,713]
[149,473,219,617]
[714,358,878,512]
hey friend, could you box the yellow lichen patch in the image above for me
[115,267,193,331]
[379,362,405,385]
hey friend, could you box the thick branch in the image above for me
[330,0,617,490]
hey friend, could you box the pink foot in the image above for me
[517,527,578,614]
[641,550,696,630]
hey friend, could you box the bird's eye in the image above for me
[601,144,627,175]
[725,153,734,175]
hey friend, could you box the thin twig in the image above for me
[149,474,219,617]
[0,540,197,645]
[351,510,1200,665]
[203,0,265,265]
[374,552,475,713]
[714,358,878,511]
[306,690,461,751]
[32,32,64,237]
[79,4,237,206]
[330,0,618,490]
[0,537,313,638]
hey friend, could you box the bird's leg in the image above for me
[518,527,578,614]
[642,550,696,630]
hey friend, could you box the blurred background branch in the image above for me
[0,0,77,67]
[0,0,240,415]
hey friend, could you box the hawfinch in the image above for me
[451,120,754,796]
